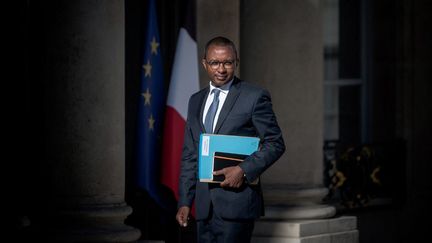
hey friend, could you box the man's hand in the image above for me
[213,165,245,188]
[176,206,190,227]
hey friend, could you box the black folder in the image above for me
[212,152,259,185]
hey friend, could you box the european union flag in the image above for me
[136,0,165,205]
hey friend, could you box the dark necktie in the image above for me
[204,89,221,133]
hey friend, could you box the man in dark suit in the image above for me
[176,36,285,243]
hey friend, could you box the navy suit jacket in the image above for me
[178,77,285,220]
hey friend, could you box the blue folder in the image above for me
[198,134,260,182]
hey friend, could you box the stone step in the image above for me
[137,241,165,243]
[252,230,359,243]
[253,216,357,238]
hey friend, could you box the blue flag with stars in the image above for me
[137,0,165,205]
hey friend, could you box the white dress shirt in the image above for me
[202,79,233,132]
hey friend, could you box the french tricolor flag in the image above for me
[161,0,199,203]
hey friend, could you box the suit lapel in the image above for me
[214,78,242,134]
[197,88,210,133]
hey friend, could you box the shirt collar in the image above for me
[209,79,233,94]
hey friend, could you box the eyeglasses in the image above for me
[206,60,236,69]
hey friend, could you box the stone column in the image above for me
[41,1,140,241]
[241,0,358,242]
[242,0,334,219]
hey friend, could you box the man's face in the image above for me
[202,45,237,87]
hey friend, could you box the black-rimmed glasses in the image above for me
[206,60,236,69]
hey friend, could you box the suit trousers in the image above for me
[196,203,255,243]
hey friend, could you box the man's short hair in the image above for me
[204,36,238,60]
